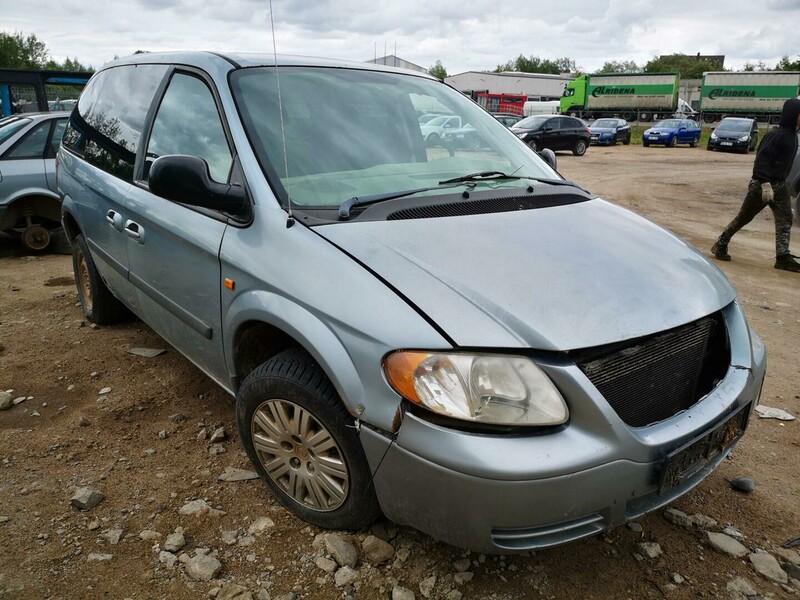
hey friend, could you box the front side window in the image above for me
[145,73,232,183]
[231,67,558,211]
[3,120,51,159]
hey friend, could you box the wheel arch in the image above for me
[60,196,82,242]
[0,192,61,230]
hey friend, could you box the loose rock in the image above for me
[334,566,359,587]
[78,416,90,427]
[324,533,358,568]
[71,487,104,511]
[179,499,223,517]
[689,514,717,529]
[139,530,161,541]
[218,584,252,600]
[775,548,800,566]
[749,552,788,584]
[754,405,795,420]
[127,347,166,358]
[315,556,338,573]
[219,467,260,482]
[453,558,471,572]
[726,577,758,600]
[637,542,663,559]
[209,444,226,456]
[164,532,186,552]
[0,391,12,410]
[730,477,755,493]
[168,413,185,423]
[248,516,275,535]
[362,535,394,564]
[99,387,112,395]
[419,576,437,598]
[159,550,177,568]
[444,591,463,600]
[664,508,693,528]
[221,530,238,546]
[627,522,643,533]
[185,554,222,581]
[706,532,749,557]
[210,426,228,443]
[392,586,416,600]
[87,553,113,561]
[102,529,123,545]
[454,572,474,585]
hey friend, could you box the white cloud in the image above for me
[0,0,797,73]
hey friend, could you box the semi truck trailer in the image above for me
[560,73,684,122]
[699,71,800,124]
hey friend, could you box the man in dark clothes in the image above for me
[711,97,800,272]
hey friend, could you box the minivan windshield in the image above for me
[231,67,557,209]
[717,119,752,132]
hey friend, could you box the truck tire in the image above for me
[703,114,716,124]
[236,348,381,531]
[639,112,651,122]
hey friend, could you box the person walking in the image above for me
[711,97,800,272]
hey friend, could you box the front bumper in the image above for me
[644,133,674,145]
[709,138,749,151]
[364,304,766,553]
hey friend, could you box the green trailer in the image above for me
[699,71,800,124]
[560,73,680,122]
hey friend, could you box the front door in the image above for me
[125,71,234,382]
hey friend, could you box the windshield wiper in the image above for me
[339,186,447,220]
[438,170,521,184]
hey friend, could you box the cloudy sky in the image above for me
[2,0,799,74]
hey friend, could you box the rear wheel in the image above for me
[426,133,440,147]
[572,139,587,156]
[20,224,50,251]
[689,135,699,147]
[237,349,381,531]
[72,234,128,325]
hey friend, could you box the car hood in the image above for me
[715,128,749,137]
[316,198,736,351]
[590,127,616,134]
[645,127,678,134]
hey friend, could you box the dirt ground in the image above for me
[1,144,799,600]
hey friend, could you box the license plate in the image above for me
[721,142,733,146]
[657,405,750,493]
[649,136,660,140]
[591,136,598,140]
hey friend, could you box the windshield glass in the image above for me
[231,67,557,208]
[654,119,683,129]
[0,117,31,145]
[515,115,549,129]
[592,119,618,128]
[718,119,751,132]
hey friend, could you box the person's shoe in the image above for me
[711,241,731,261]
[774,254,800,272]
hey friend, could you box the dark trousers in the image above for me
[718,179,793,257]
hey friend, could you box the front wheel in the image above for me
[573,139,587,156]
[426,133,440,147]
[237,349,381,531]
[72,234,128,325]
[527,140,538,152]
[668,136,677,148]
[643,141,650,147]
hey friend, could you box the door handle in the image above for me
[106,210,123,231]
[124,220,145,244]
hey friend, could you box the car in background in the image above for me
[420,114,463,146]
[493,113,523,128]
[417,113,441,125]
[643,119,701,148]
[707,118,759,153]
[510,114,590,156]
[589,118,631,146]
[0,111,70,251]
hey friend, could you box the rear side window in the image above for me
[63,64,168,181]
[145,73,232,183]
[3,120,51,159]
[0,117,30,145]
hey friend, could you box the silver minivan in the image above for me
[58,52,766,553]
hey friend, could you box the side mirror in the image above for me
[149,155,246,213]
[543,126,553,132]
[679,127,687,131]
[538,147,557,170]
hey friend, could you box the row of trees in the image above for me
[430,53,800,80]
[0,31,92,71]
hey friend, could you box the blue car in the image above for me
[589,118,631,146]
[643,119,701,148]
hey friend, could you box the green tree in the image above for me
[494,55,576,75]
[742,60,769,71]
[428,60,447,80]
[0,31,49,69]
[597,60,640,74]
[775,55,800,71]
[643,54,722,78]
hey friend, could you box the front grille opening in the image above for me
[573,313,730,428]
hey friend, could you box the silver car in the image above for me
[0,111,70,251]
[58,52,766,553]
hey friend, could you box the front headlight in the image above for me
[711,132,718,140]
[383,351,569,426]
[738,135,749,142]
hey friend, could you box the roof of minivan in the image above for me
[102,51,437,80]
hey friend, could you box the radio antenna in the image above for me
[268,0,294,228]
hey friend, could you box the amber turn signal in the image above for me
[383,351,430,404]
[223,278,235,290]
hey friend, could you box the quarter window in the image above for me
[145,73,232,183]
[4,121,51,159]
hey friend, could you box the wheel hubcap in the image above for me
[252,399,348,511]
[77,250,93,312]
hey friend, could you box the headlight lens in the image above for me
[738,135,749,142]
[711,132,718,140]
[384,351,568,426]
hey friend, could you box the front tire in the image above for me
[572,139,587,156]
[668,135,677,148]
[72,234,128,325]
[527,140,538,152]
[237,349,381,531]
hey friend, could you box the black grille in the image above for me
[574,314,729,428]
[386,193,588,220]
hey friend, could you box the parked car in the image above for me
[588,118,631,146]
[510,115,591,155]
[493,113,523,128]
[419,114,462,146]
[707,118,759,153]
[0,111,70,251]
[643,119,702,147]
[58,52,765,554]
